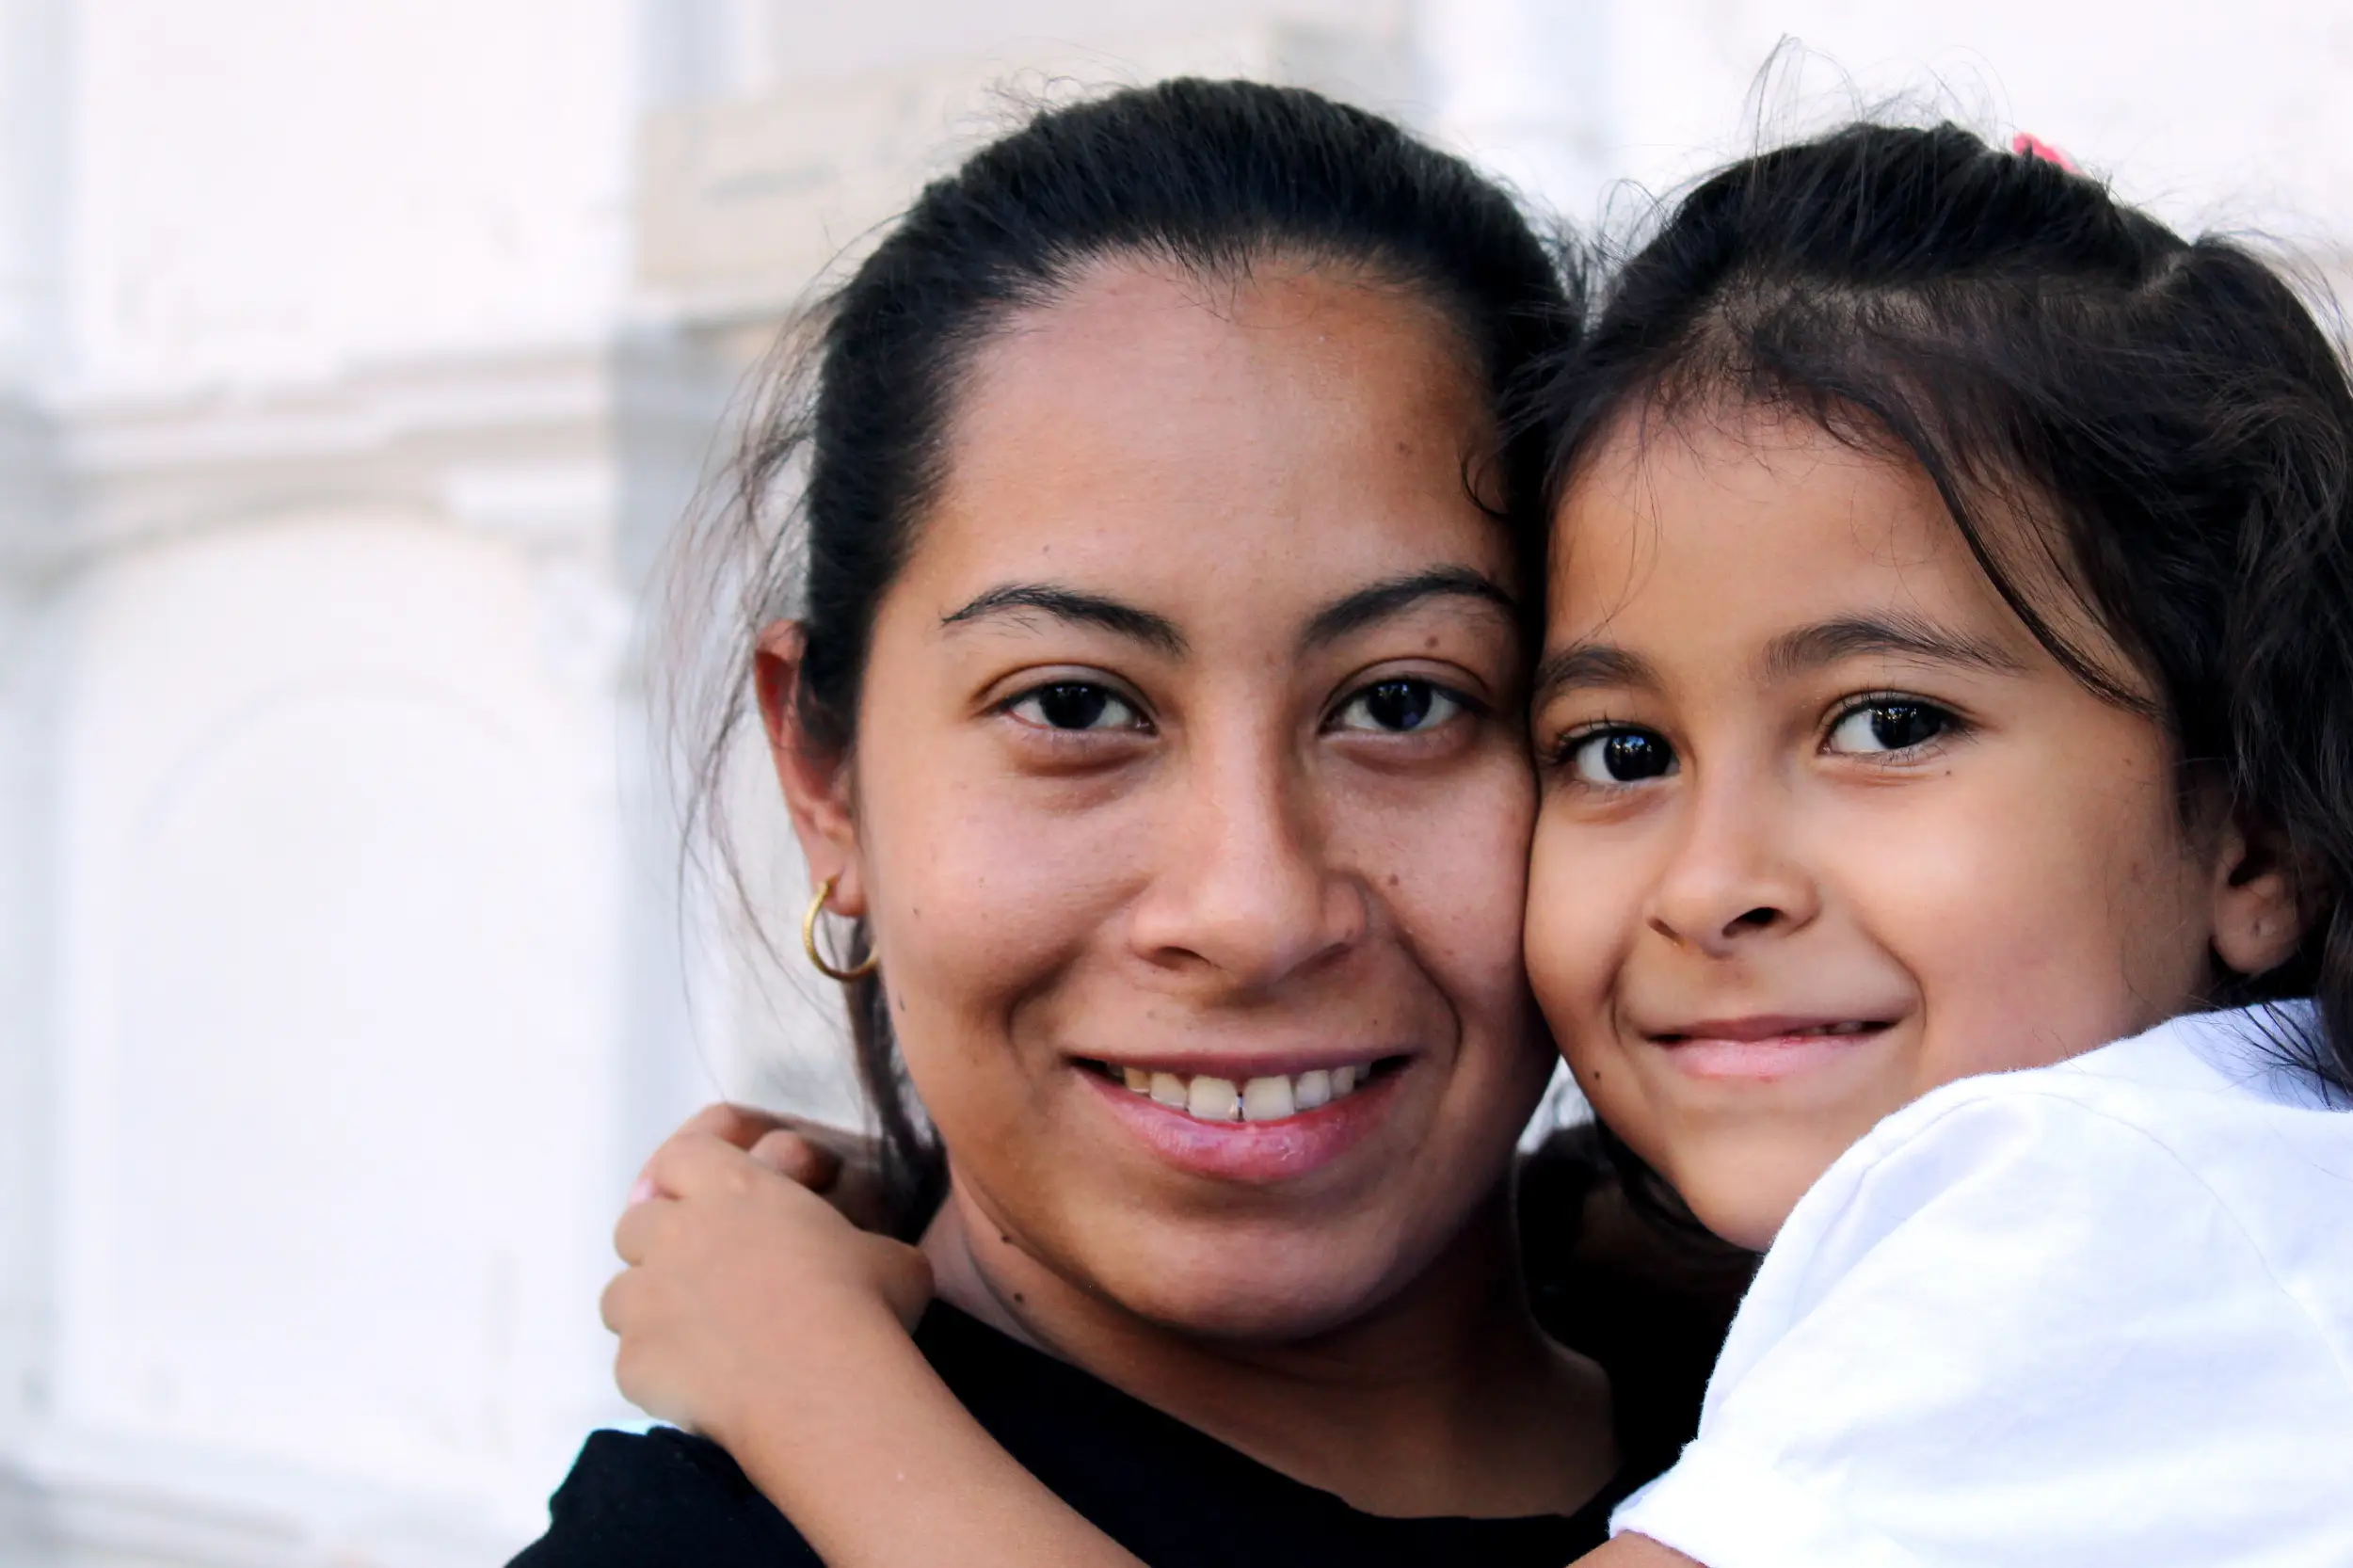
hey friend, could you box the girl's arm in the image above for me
[604,1118,1146,1568]
[1581,1537,1705,1566]
[606,1111,1705,1568]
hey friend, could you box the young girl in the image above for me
[604,121,2353,1567]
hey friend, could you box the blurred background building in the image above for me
[1,1,2349,1562]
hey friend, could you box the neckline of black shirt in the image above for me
[514,1298,1668,1568]
[915,1298,1648,1562]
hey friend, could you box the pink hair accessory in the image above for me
[2010,132,2077,172]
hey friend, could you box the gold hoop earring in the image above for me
[802,873,879,983]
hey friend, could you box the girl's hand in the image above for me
[602,1111,1146,1568]
[601,1119,934,1447]
[629,1102,896,1234]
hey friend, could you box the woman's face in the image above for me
[785,260,1553,1340]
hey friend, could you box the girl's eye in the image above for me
[1006,681,1144,732]
[1561,727,1677,785]
[1332,679,1465,734]
[1826,700,1952,755]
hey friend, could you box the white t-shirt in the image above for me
[1610,1003,2353,1568]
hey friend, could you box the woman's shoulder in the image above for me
[505,1427,822,1568]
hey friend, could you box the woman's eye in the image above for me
[1561,727,1677,785]
[1331,679,1466,735]
[1826,700,1952,755]
[1006,682,1144,732]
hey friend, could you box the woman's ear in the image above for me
[755,620,868,917]
[2208,814,2306,979]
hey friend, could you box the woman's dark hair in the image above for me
[678,78,1575,1234]
[1540,120,2353,1104]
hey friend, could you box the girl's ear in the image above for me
[755,620,869,918]
[2208,815,2305,980]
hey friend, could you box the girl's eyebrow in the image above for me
[1531,613,2025,710]
[1760,615,2027,680]
[1530,644,1656,707]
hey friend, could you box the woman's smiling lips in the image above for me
[1077,1054,1408,1183]
[1641,1016,1897,1080]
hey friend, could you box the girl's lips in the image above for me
[1646,1019,1894,1080]
[1080,1063,1401,1182]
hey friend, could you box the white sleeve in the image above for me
[1609,1092,2353,1568]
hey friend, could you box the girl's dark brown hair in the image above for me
[1539,120,2353,1102]
[677,78,1575,1235]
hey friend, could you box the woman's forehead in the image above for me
[945,258,1488,474]
[897,262,1512,634]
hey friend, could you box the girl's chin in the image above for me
[1663,1146,1839,1253]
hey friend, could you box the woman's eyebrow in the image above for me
[1761,615,2028,680]
[940,584,1187,655]
[1300,567,1518,650]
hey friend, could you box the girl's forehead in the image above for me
[1551,414,1975,610]
[1544,407,2153,707]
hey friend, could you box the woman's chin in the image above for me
[1070,1224,1432,1345]
[1127,1276,1395,1344]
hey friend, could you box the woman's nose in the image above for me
[1642,770,1819,957]
[1126,740,1367,992]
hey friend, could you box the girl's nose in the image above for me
[1126,739,1368,993]
[1642,770,1819,957]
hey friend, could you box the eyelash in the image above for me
[998,679,1153,736]
[1545,719,1673,788]
[1543,692,1973,786]
[995,673,1485,742]
[1821,691,1972,760]
[1324,676,1484,737]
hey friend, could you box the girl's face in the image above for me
[774,260,1553,1339]
[1527,409,2298,1251]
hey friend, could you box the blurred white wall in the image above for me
[3,2,2351,1563]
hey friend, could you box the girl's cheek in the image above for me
[1521,820,1619,1035]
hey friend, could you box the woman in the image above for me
[515,78,1737,1568]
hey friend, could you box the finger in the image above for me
[749,1128,843,1190]
[630,1104,799,1201]
[676,1101,800,1150]
[826,1158,900,1236]
[612,1326,683,1429]
[599,1265,641,1336]
[868,1237,936,1330]
[641,1128,761,1204]
[613,1192,675,1266]
[780,1122,885,1176]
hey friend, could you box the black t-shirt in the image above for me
[510,1302,1645,1568]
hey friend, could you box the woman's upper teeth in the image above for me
[1117,1064,1366,1122]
